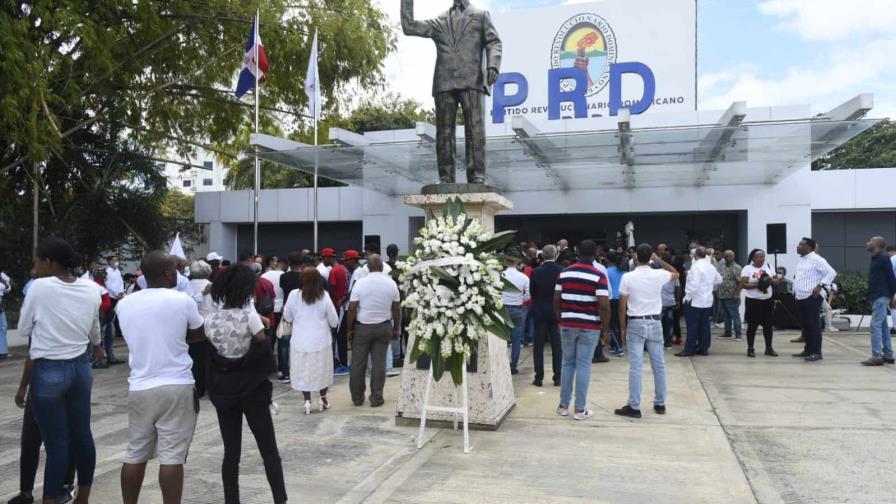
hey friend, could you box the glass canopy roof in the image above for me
[256,119,878,196]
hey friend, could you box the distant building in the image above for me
[160,150,228,194]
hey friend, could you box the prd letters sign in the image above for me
[487,0,696,124]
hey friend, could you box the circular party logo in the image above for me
[550,13,618,96]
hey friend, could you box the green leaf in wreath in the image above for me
[473,230,517,254]
[449,354,464,386]
[501,275,522,293]
[429,266,460,287]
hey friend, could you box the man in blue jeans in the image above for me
[502,253,531,375]
[615,245,679,418]
[861,236,896,366]
[676,247,722,357]
[553,240,611,421]
[716,250,743,340]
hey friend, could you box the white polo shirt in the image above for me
[350,272,400,325]
[619,266,673,317]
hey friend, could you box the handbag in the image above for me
[276,319,293,339]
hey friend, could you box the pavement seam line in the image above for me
[687,356,781,504]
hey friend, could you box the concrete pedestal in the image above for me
[395,191,516,430]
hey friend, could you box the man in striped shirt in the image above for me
[553,240,611,421]
[792,238,837,362]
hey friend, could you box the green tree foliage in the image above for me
[813,118,896,170]
[225,95,434,189]
[0,0,396,300]
[0,0,395,173]
[0,119,171,286]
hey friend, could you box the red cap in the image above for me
[320,247,336,258]
[342,249,361,261]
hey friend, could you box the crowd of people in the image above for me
[4,231,896,503]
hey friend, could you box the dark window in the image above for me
[203,161,214,170]
[203,178,213,186]
[182,179,192,188]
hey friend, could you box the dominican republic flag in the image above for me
[235,14,269,98]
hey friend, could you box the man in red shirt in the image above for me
[322,248,348,310]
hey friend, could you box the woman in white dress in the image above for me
[283,268,339,414]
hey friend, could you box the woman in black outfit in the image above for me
[204,265,287,504]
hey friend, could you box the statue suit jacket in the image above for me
[401,0,502,97]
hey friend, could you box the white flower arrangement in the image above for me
[397,198,517,386]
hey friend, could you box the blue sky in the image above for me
[379,0,896,118]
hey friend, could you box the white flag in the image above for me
[305,30,321,121]
[169,233,186,259]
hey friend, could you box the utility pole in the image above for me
[32,162,39,257]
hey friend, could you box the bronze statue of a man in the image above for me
[401,0,502,185]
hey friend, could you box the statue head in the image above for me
[454,0,470,8]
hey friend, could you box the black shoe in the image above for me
[696,351,709,356]
[861,357,884,366]
[747,348,755,358]
[765,348,779,357]
[370,400,385,408]
[614,405,642,418]
[884,357,895,364]
[353,400,364,407]
[674,351,694,357]
[719,333,732,338]
[91,362,109,369]
[510,368,519,375]
[108,358,125,365]
[553,379,561,387]
[792,351,809,358]
[8,494,35,504]
[592,355,610,363]
[804,354,823,362]
[654,404,666,415]
[532,379,543,387]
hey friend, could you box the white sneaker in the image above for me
[269,402,279,416]
[573,409,594,421]
[556,406,569,417]
[827,327,840,332]
[386,369,401,377]
[304,400,312,415]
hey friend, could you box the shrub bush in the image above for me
[833,271,870,315]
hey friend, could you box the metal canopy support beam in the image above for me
[329,128,371,147]
[695,101,747,187]
[810,94,874,160]
[511,116,568,190]
[617,109,635,188]
[416,121,437,144]
[821,93,873,122]
[250,133,308,151]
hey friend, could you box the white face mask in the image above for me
[690,248,697,256]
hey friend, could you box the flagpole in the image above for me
[313,95,319,254]
[253,10,260,256]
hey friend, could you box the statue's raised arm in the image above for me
[401,0,434,38]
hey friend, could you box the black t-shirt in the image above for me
[280,271,301,301]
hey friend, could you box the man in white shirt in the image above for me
[615,245,679,418]
[105,254,125,300]
[260,262,287,380]
[0,268,10,358]
[116,251,206,504]
[136,269,196,300]
[676,247,722,357]
[346,255,401,407]
[792,238,837,362]
[502,255,531,374]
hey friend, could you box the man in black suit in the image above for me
[529,244,564,387]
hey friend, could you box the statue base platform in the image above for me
[395,191,516,430]
[420,183,499,195]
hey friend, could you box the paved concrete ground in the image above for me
[0,329,892,504]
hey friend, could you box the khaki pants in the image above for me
[350,322,391,406]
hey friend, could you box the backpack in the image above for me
[255,287,275,317]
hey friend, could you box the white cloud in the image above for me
[758,0,896,41]
[701,1,896,119]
